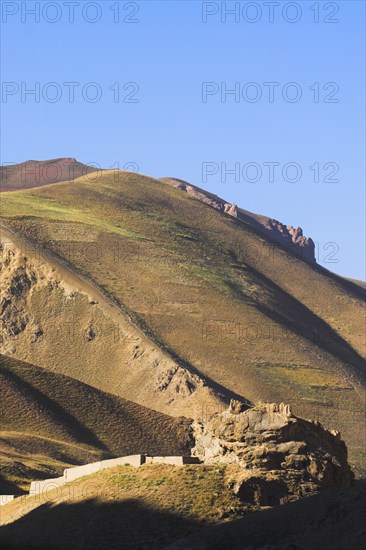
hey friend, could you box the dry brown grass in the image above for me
[0,355,193,492]
[0,463,256,549]
[1,170,365,471]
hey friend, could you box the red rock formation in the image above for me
[161,177,315,262]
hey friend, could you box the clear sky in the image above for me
[1,0,365,279]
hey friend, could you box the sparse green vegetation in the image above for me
[1,463,364,550]
[0,192,144,239]
[0,463,255,549]
[1,169,365,472]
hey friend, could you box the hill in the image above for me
[0,158,99,192]
[0,167,365,472]
[0,355,193,492]
[169,479,366,550]
[0,224,226,419]
[160,176,316,262]
[0,463,265,549]
[0,464,364,550]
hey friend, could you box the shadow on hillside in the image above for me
[0,475,25,496]
[168,480,366,550]
[2,482,366,550]
[2,368,108,452]
[232,259,366,389]
[233,210,366,302]
[0,497,200,550]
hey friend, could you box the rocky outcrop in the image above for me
[224,203,238,217]
[263,219,315,262]
[192,400,354,505]
[162,178,235,214]
[160,177,315,262]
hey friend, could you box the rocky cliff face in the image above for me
[192,400,353,506]
[263,219,315,262]
[160,177,315,262]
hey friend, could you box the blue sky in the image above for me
[1,0,365,279]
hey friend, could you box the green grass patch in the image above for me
[1,192,143,239]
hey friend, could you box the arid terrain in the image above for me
[0,159,365,549]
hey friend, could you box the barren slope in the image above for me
[0,463,253,548]
[169,480,366,550]
[160,176,316,262]
[0,225,226,418]
[0,169,365,470]
[0,355,193,492]
[1,464,364,550]
[0,158,99,192]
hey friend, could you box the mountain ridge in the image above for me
[0,158,100,192]
[160,176,316,263]
[0,165,365,474]
[1,159,316,265]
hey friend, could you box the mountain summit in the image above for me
[0,158,99,192]
[1,159,314,262]
[1,163,365,476]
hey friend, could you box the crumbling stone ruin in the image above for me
[192,400,354,505]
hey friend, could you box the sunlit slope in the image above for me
[0,355,193,491]
[0,463,254,549]
[1,171,365,468]
[1,465,365,550]
[0,224,225,418]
